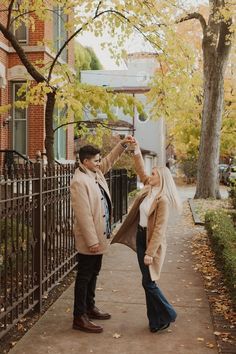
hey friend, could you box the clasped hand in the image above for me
[122,135,136,145]
[89,243,100,253]
[144,255,153,265]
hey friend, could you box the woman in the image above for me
[111,142,182,333]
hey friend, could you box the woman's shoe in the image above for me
[159,322,170,331]
[150,322,170,333]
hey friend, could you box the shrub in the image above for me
[205,210,236,306]
[0,219,33,270]
[229,186,236,209]
[179,158,197,183]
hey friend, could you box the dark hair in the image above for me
[79,145,101,163]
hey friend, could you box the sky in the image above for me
[76,0,208,70]
[77,30,152,70]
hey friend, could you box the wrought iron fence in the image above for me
[0,163,128,339]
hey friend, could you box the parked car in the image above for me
[218,164,228,183]
[223,165,236,185]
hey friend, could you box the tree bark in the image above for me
[193,2,232,199]
[195,57,225,198]
[45,92,56,164]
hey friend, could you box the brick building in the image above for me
[0,6,75,164]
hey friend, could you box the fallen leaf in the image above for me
[206,342,214,348]
[113,333,121,339]
[197,337,204,342]
[96,287,103,291]
[17,323,24,331]
[213,331,221,336]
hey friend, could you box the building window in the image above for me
[53,6,68,62]
[14,23,27,44]
[13,1,28,44]
[11,82,27,155]
[54,107,67,160]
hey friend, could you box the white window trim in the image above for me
[12,81,28,156]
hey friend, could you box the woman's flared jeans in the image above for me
[136,227,177,329]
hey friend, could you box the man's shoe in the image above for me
[87,306,111,320]
[73,314,103,333]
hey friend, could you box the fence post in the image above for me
[123,170,128,215]
[33,154,43,313]
[119,170,123,222]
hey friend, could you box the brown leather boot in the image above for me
[87,306,111,320]
[73,314,103,333]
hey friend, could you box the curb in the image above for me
[188,198,205,225]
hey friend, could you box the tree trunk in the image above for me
[45,92,56,164]
[195,48,228,199]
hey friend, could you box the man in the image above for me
[70,136,134,333]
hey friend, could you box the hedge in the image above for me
[229,186,236,209]
[205,210,236,306]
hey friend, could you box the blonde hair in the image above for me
[155,166,182,213]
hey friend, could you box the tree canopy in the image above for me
[0,1,235,198]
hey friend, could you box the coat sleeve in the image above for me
[100,142,125,175]
[70,179,99,247]
[134,151,150,185]
[145,198,169,257]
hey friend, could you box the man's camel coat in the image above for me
[70,142,125,255]
[111,152,169,281]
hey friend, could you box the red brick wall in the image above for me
[29,17,45,45]
[0,38,9,165]
[28,105,45,158]
[0,10,75,164]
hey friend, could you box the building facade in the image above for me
[80,52,166,174]
[0,6,74,165]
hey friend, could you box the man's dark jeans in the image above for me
[73,253,103,317]
[136,228,177,329]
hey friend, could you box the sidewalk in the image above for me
[9,189,219,354]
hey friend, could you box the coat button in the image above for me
[103,215,106,218]
[103,232,106,235]
[101,197,104,200]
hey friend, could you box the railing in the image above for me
[106,169,128,225]
[127,175,137,194]
[0,149,33,166]
[0,163,128,339]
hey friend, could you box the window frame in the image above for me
[53,5,68,62]
[11,81,28,156]
[13,1,28,44]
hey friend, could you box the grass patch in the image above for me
[193,198,232,223]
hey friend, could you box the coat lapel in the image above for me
[148,195,161,217]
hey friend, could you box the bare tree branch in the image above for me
[47,5,169,82]
[7,0,15,29]
[47,8,138,81]
[178,12,207,33]
[9,7,65,27]
[95,1,102,17]
[9,10,35,26]
[0,22,46,83]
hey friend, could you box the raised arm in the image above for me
[134,143,149,185]
[99,135,134,175]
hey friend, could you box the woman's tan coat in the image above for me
[70,142,125,255]
[111,152,169,281]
